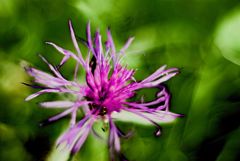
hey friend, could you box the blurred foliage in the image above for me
[0,0,240,161]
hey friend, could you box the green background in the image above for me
[0,0,240,161]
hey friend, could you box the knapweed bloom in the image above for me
[25,20,181,160]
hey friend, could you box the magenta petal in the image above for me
[119,37,134,56]
[57,115,94,153]
[141,65,167,83]
[48,108,73,122]
[108,118,121,160]
[39,101,75,108]
[46,42,85,69]
[39,55,65,79]
[68,20,86,68]
[25,89,60,101]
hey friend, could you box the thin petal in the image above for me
[25,67,70,87]
[48,108,73,122]
[107,29,116,64]
[25,89,60,101]
[141,65,167,83]
[60,55,71,66]
[141,66,178,84]
[69,20,86,68]
[111,109,179,125]
[71,122,92,153]
[142,72,178,88]
[57,115,95,154]
[39,55,65,79]
[86,21,96,57]
[39,101,75,108]
[119,37,134,56]
[74,62,79,80]
[46,42,85,68]
[108,118,121,159]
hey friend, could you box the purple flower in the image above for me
[25,20,181,160]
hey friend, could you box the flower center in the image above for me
[88,103,108,116]
[85,57,135,116]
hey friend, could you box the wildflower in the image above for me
[24,20,181,160]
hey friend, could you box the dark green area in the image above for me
[0,0,240,161]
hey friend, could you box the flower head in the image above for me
[25,20,181,160]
